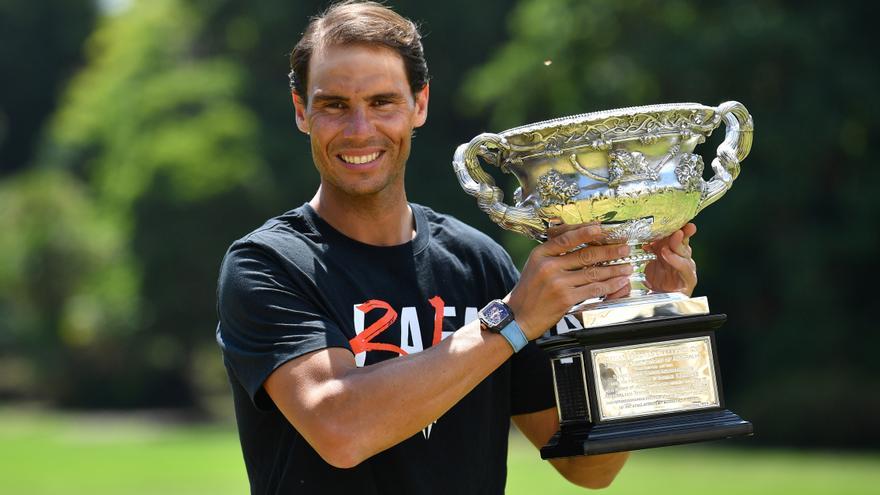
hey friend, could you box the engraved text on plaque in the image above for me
[591,336,719,421]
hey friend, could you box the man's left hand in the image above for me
[644,223,698,297]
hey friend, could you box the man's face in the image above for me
[293,43,429,199]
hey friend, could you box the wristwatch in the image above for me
[478,300,528,353]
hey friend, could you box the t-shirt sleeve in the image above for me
[510,340,556,415]
[216,241,351,410]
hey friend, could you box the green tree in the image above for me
[0,168,136,401]
[0,0,96,174]
[7,0,268,408]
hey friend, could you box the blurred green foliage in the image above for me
[0,0,877,449]
[0,0,96,173]
[2,0,269,408]
[47,0,262,206]
[0,168,136,400]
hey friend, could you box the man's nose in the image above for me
[343,106,374,138]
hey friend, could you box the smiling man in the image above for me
[216,2,699,494]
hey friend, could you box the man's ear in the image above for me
[292,91,310,135]
[413,83,429,128]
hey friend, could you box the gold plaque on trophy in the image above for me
[592,337,719,421]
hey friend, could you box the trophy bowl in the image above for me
[453,102,755,457]
[454,101,753,326]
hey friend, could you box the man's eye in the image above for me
[373,99,391,107]
[327,102,346,109]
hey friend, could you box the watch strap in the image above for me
[498,320,528,353]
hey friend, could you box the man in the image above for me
[216,2,698,493]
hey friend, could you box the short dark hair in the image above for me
[289,1,429,102]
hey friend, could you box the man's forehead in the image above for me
[308,43,408,95]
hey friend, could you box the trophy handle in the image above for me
[696,101,754,214]
[453,133,547,240]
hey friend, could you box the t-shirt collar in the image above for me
[300,202,430,255]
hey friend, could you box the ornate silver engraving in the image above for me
[568,153,609,183]
[503,104,721,162]
[452,101,753,296]
[675,153,705,192]
[537,170,580,206]
[639,131,662,145]
[607,150,656,186]
[603,218,655,244]
[454,101,752,304]
[656,143,681,170]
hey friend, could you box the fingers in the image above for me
[660,246,697,289]
[546,221,594,239]
[570,275,631,302]
[675,223,696,257]
[542,224,631,268]
[541,224,603,256]
[648,223,697,258]
[671,239,692,259]
[682,222,697,238]
[531,263,630,304]
[561,263,632,287]
[564,244,630,270]
[604,281,632,300]
[667,229,684,249]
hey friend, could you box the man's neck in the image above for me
[309,186,415,246]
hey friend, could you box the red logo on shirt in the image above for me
[348,296,449,357]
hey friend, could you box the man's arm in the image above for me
[264,224,632,468]
[513,408,630,489]
[266,321,511,468]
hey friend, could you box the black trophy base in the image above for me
[540,409,753,459]
[538,313,753,459]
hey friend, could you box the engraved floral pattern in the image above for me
[603,218,654,244]
[537,170,580,206]
[607,150,655,185]
[509,107,717,159]
[675,153,705,192]
[639,130,662,145]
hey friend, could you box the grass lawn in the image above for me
[507,434,880,495]
[1,407,877,494]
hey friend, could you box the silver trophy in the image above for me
[453,101,754,457]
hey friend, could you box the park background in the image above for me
[0,0,877,493]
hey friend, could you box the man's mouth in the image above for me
[339,151,381,164]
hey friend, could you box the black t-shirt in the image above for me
[216,203,555,495]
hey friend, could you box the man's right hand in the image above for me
[506,223,633,340]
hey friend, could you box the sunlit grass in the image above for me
[507,433,880,495]
[0,407,248,495]
[1,407,877,495]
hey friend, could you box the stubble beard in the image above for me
[325,166,406,201]
[313,148,410,207]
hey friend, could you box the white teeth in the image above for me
[340,152,380,164]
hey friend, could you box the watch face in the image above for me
[482,301,510,328]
